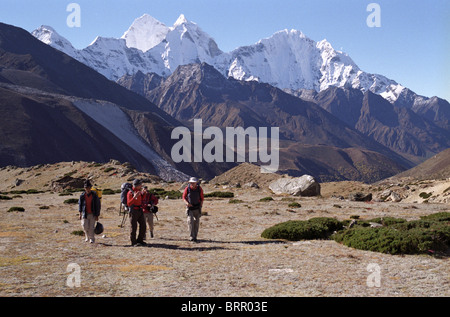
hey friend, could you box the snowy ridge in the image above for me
[33,14,411,102]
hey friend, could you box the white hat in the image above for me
[188,177,198,183]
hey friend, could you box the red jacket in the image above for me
[127,188,142,209]
[142,191,159,213]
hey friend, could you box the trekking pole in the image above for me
[120,212,128,228]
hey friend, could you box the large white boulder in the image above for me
[269,175,320,196]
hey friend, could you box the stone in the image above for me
[380,189,392,200]
[390,191,402,202]
[269,175,320,196]
[244,182,259,189]
[348,192,372,202]
[51,175,85,192]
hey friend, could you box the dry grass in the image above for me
[0,185,449,297]
[0,163,449,297]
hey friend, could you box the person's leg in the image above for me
[192,208,201,241]
[81,216,89,242]
[145,213,154,238]
[129,210,138,245]
[187,208,200,241]
[87,214,96,243]
[137,210,147,244]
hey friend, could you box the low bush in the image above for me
[0,195,12,200]
[8,206,25,212]
[288,202,301,208]
[148,188,182,199]
[419,192,432,199]
[63,198,79,204]
[204,191,234,198]
[333,212,450,255]
[26,189,42,194]
[102,188,116,195]
[261,217,343,241]
[262,212,450,256]
[39,206,50,210]
[229,199,244,204]
[71,230,84,236]
[259,197,274,202]
[367,217,407,226]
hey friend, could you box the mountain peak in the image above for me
[31,25,78,57]
[121,14,169,52]
[174,14,189,27]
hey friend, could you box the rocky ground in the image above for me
[0,162,449,297]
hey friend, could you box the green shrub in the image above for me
[333,212,450,255]
[146,188,181,199]
[103,167,115,173]
[367,217,407,226]
[71,230,84,236]
[420,212,450,222]
[259,197,274,202]
[261,217,343,241]
[204,191,234,198]
[8,206,25,212]
[229,199,244,204]
[9,190,27,195]
[419,192,432,199]
[39,206,50,210]
[333,224,449,255]
[288,202,301,208]
[63,198,79,204]
[26,189,42,194]
[0,195,12,200]
[164,190,182,199]
[102,188,116,195]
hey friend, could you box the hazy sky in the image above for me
[1,0,449,100]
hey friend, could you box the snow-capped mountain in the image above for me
[121,14,170,52]
[31,14,420,103]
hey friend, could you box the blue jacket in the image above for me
[78,191,101,219]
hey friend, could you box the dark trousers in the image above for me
[130,208,146,245]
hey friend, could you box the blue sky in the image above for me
[1,0,449,101]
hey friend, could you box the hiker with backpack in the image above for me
[142,186,159,239]
[182,177,204,242]
[78,180,101,244]
[127,179,147,246]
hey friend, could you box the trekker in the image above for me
[142,186,159,239]
[182,177,204,242]
[127,179,146,246]
[78,180,101,243]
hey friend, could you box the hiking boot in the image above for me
[150,231,154,238]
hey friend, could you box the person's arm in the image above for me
[182,187,191,207]
[127,191,134,207]
[200,187,204,207]
[78,194,84,220]
[94,193,100,221]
